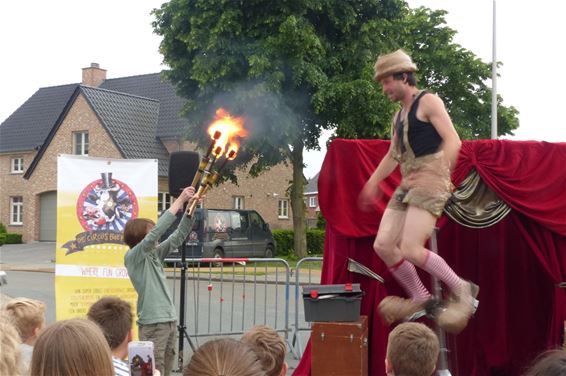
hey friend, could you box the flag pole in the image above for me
[491,0,498,139]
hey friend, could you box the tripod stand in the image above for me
[176,239,197,371]
[176,221,197,371]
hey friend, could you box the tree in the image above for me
[153,0,519,257]
[314,6,519,139]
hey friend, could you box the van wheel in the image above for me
[212,248,224,267]
[264,245,274,258]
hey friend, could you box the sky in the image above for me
[1,1,564,180]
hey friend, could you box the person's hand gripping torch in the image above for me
[185,146,238,217]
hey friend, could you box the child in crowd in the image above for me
[0,312,22,376]
[385,322,439,376]
[241,325,288,376]
[183,338,265,376]
[30,318,114,376]
[87,296,133,376]
[523,349,566,376]
[3,297,46,374]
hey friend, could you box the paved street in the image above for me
[0,242,317,374]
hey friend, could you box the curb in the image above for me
[0,265,55,273]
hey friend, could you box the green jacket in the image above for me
[124,211,193,325]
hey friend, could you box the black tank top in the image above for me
[395,92,442,157]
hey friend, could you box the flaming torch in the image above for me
[185,109,247,217]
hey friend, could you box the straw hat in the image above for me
[374,49,417,81]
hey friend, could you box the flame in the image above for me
[207,108,247,156]
[225,142,239,160]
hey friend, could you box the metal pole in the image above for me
[431,228,451,376]
[491,0,498,139]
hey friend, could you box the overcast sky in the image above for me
[1,1,564,180]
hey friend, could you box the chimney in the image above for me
[82,63,107,87]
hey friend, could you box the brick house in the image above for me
[304,172,320,228]
[0,64,293,242]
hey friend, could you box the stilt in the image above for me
[430,227,451,376]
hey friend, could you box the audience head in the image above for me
[87,296,133,351]
[523,349,566,376]
[3,297,46,343]
[183,338,265,376]
[241,325,287,376]
[123,218,155,248]
[386,322,439,376]
[0,313,22,376]
[30,318,114,376]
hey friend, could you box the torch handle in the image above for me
[190,158,209,188]
[185,172,219,218]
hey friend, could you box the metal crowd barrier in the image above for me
[168,258,291,349]
[167,256,324,360]
[290,256,323,359]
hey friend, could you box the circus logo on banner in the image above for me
[77,172,139,232]
[62,171,139,255]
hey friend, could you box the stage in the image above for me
[294,139,566,375]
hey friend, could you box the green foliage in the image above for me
[0,233,5,245]
[272,229,294,256]
[3,233,22,244]
[272,228,325,256]
[306,229,325,255]
[152,0,519,254]
[316,212,326,230]
[315,5,519,140]
[0,223,6,233]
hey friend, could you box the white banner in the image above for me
[55,154,158,321]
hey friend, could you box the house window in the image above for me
[309,196,317,208]
[73,131,89,155]
[10,196,23,225]
[158,192,172,215]
[11,157,24,173]
[233,196,244,210]
[278,199,289,219]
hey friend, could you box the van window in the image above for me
[208,210,230,233]
[230,212,241,230]
[192,210,202,231]
[240,212,249,232]
[250,211,264,229]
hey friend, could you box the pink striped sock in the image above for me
[389,259,431,302]
[421,251,462,294]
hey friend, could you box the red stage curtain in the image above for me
[293,139,566,376]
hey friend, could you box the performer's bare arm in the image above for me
[419,94,461,169]
[358,124,399,210]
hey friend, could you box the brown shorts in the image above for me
[387,151,453,217]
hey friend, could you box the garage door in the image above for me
[40,191,57,241]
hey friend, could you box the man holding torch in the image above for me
[358,49,479,334]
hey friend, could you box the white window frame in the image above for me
[233,196,244,210]
[309,196,317,208]
[278,199,289,219]
[10,196,23,225]
[158,192,172,215]
[11,157,24,173]
[73,131,89,156]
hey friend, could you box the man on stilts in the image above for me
[359,49,479,334]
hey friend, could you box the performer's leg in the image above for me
[374,208,431,324]
[400,205,478,333]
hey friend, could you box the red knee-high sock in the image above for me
[389,259,431,302]
[420,251,462,294]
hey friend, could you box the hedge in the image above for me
[1,233,23,244]
[272,229,325,256]
[0,222,6,233]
